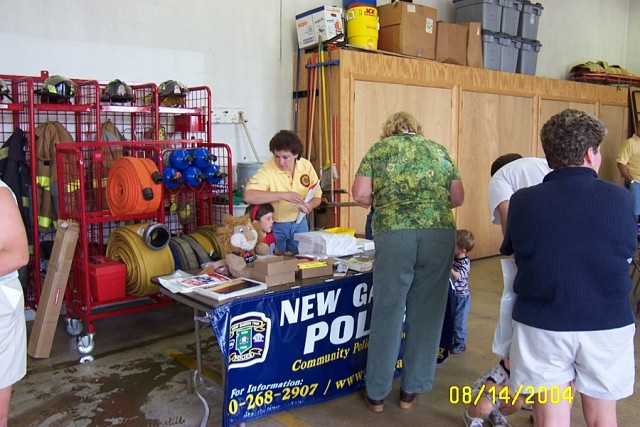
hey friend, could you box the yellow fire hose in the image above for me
[106,223,174,296]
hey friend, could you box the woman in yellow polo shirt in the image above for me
[243,130,322,254]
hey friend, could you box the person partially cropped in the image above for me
[243,130,322,255]
[502,109,637,427]
[616,120,640,222]
[244,203,276,255]
[489,154,552,235]
[450,229,475,355]
[352,111,464,412]
[0,178,29,427]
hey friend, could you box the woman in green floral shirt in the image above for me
[353,111,464,412]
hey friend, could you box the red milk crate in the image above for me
[88,256,127,302]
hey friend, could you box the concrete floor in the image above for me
[9,256,640,426]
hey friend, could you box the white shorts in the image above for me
[0,278,27,388]
[509,321,636,400]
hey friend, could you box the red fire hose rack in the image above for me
[56,140,232,354]
[1,71,233,354]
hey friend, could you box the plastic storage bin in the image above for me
[454,0,505,33]
[501,35,521,72]
[500,0,521,36]
[518,0,543,39]
[482,31,502,71]
[482,31,521,72]
[517,38,542,75]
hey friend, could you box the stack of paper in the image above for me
[294,231,358,257]
[158,270,231,294]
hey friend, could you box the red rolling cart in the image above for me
[56,140,232,354]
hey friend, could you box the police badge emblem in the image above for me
[228,311,271,369]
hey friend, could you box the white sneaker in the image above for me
[463,409,485,427]
[488,410,512,427]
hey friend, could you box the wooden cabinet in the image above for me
[295,49,628,258]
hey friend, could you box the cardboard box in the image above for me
[378,2,438,59]
[462,22,483,68]
[28,222,80,358]
[88,256,126,302]
[296,259,334,279]
[253,256,299,276]
[436,21,468,65]
[295,6,344,49]
[252,271,296,288]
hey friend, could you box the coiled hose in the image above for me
[106,223,174,296]
[106,157,162,216]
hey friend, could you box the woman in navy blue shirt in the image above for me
[501,109,636,427]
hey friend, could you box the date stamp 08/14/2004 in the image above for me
[449,384,574,406]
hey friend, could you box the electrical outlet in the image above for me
[212,108,244,124]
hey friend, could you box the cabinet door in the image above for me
[347,80,454,235]
[596,104,627,185]
[457,91,534,258]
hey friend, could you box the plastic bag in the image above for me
[492,258,517,357]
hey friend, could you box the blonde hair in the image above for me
[381,111,423,138]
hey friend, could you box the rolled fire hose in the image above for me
[189,231,216,259]
[106,223,175,296]
[141,222,171,250]
[106,157,163,216]
[180,234,212,267]
[196,225,225,258]
[113,222,171,251]
[169,236,200,271]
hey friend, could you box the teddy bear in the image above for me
[216,214,270,278]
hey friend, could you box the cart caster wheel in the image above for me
[79,355,94,364]
[77,333,95,354]
[66,318,83,336]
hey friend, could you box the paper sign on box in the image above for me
[296,259,334,279]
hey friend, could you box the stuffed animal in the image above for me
[217,214,269,278]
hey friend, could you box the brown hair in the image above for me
[245,203,274,221]
[456,229,475,252]
[269,130,303,156]
[490,153,523,177]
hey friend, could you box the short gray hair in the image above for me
[540,109,606,169]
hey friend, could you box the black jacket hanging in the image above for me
[0,127,32,239]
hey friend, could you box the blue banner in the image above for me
[210,272,401,426]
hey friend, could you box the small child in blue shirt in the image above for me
[451,229,475,354]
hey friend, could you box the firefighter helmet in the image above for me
[158,80,189,107]
[101,79,133,102]
[37,75,78,103]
